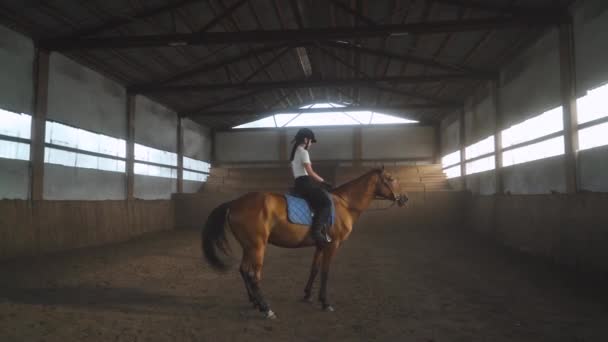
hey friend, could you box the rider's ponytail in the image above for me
[289,136,307,161]
[289,142,298,162]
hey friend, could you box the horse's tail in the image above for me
[201,201,232,272]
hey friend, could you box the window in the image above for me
[183,156,210,173]
[134,162,177,179]
[44,120,127,173]
[233,102,417,129]
[579,122,608,151]
[184,170,208,182]
[466,155,495,175]
[498,106,566,168]
[133,143,179,179]
[502,106,563,148]
[134,143,177,166]
[45,147,126,172]
[0,140,30,161]
[0,109,31,162]
[441,150,461,168]
[0,109,31,139]
[444,165,461,179]
[503,136,564,167]
[465,135,494,160]
[441,150,462,179]
[183,156,210,182]
[577,83,608,124]
[577,83,608,151]
[462,135,496,175]
[437,82,607,178]
[45,121,126,158]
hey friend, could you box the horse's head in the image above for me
[374,166,408,207]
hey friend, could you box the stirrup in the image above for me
[321,224,332,243]
[312,229,331,245]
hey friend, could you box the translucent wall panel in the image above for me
[503,136,565,167]
[466,155,495,175]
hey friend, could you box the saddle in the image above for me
[283,191,335,226]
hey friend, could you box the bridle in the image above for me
[329,170,408,212]
[374,172,408,207]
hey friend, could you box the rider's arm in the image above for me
[303,163,324,183]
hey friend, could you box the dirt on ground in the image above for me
[0,214,607,341]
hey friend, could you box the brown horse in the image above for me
[201,167,407,319]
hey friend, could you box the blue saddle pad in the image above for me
[284,193,335,226]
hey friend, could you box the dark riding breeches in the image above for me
[294,176,331,226]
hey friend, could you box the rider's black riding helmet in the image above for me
[293,128,317,143]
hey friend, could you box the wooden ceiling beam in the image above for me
[328,0,377,27]
[320,40,494,76]
[432,0,566,17]
[42,17,563,50]
[198,0,249,32]
[132,74,489,93]
[184,104,458,117]
[58,0,201,39]
[128,43,292,89]
[185,89,269,113]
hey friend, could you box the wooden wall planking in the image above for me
[0,200,174,259]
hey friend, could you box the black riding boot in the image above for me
[311,211,332,247]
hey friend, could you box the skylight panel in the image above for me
[274,113,299,127]
[285,112,360,127]
[234,116,277,129]
[370,113,417,124]
[232,103,418,129]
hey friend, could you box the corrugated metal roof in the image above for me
[0,0,570,128]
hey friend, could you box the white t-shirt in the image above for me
[291,146,311,178]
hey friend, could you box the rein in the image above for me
[331,191,398,212]
[367,198,398,211]
[327,170,408,213]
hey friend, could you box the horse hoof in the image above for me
[264,310,277,320]
[323,305,335,312]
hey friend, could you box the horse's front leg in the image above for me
[302,247,323,302]
[319,242,340,311]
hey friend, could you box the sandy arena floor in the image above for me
[1,214,607,341]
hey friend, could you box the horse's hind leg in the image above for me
[241,245,276,319]
[302,248,322,302]
[239,268,255,307]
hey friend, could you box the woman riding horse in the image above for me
[202,128,408,319]
[289,128,333,247]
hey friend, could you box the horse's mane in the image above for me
[333,168,382,193]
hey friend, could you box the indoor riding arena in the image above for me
[2,1,608,341]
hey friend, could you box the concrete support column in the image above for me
[177,116,184,193]
[489,80,504,194]
[559,21,579,193]
[30,49,50,201]
[459,108,467,189]
[126,94,136,200]
[210,128,217,165]
[434,124,442,164]
[353,126,363,167]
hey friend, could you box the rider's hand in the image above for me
[320,181,333,191]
